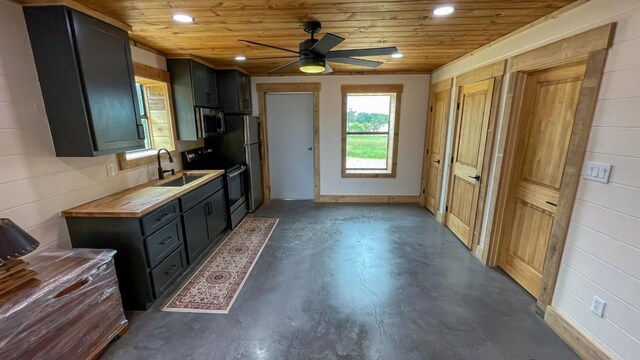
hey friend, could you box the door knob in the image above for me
[433,159,440,164]
[469,174,481,181]
[308,146,313,151]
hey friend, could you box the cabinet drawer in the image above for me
[145,219,183,268]
[151,246,186,297]
[141,200,179,236]
[180,177,224,211]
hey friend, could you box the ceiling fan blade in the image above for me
[325,46,398,59]
[322,62,333,74]
[249,55,300,60]
[327,57,383,68]
[239,39,300,55]
[269,59,301,73]
[309,33,345,56]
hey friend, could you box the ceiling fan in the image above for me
[238,21,399,74]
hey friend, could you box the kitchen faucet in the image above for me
[157,148,175,180]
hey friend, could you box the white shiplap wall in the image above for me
[250,74,430,196]
[0,0,174,255]
[431,0,640,358]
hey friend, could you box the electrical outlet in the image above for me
[106,163,116,178]
[591,296,606,318]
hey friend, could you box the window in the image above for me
[118,63,178,170]
[341,85,403,178]
[135,83,153,150]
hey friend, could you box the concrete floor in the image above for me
[102,201,579,360]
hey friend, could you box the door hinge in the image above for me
[430,106,433,112]
[426,148,429,155]
[422,189,426,194]
[451,156,454,164]
[457,102,460,110]
[446,205,449,212]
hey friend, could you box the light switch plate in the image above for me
[583,161,611,184]
[106,163,116,178]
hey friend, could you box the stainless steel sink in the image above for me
[156,174,205,187]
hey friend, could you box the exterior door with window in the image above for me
[341,85,402,178]
[498,62,586,298]
[423,85,451,214]
[446,78,494,248]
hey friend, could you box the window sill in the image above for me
[118,149,177,171]
[342,170,396,179]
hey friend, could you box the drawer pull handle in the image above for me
[546,201,558,207]
[159,236,174,245]
[165,265,178,275]
[156,213,173,222]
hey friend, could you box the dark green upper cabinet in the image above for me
[217,70,252,114]
[190,60,219,108]
[167,59,219,140]
[24,6,144,157]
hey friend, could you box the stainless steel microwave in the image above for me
[195,107,225,138]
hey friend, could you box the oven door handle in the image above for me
[227,166,247,178]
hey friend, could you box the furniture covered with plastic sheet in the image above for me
[0,248,128,359]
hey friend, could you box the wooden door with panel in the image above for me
[498,61,586,298]
[423,88,451,214]
[445,79,494,248]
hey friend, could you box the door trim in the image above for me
[256,83,321,203]
[444,60,505,255]
[421,78,452,215]
[486,24,614,312]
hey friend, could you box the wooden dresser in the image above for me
[0,249,128,359]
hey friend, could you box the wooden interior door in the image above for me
[498,62,586,298]
[423,88,450,213]
[445,79,494,248]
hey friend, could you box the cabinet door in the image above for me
[240,74,252,114]
[192,61,218,108]
[206,189,228,241]
[182,200,209,264]
[191,60,210,107]
[207,67,219,108]
[71,11,144,152]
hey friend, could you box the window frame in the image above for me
[118,62,179,170]
[341,84,403,178]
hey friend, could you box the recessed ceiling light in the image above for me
[433,5,455,16]
[172,14,194,23]
[235,55,246,61]
[392,53,404,58]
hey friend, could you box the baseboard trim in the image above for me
[436,211,445,223]
[316,195,420,203]
[544,306,612,360]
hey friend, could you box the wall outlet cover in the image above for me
[106,163,116,178]
[591,296,606,318]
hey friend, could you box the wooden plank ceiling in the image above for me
[70,0,579,75]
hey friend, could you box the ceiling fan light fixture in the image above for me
[433,5,455,16]
[392,52,404,58]
[299,57,325,74]
[172,14,194,23]
[235,55,246,61]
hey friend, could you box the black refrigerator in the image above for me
[208,115,263,212]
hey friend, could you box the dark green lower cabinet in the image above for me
[183,188,227,264]
[65,178,228,310]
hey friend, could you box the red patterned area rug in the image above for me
[163,217,279,314]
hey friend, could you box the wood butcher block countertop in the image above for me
[62,170,225,218]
